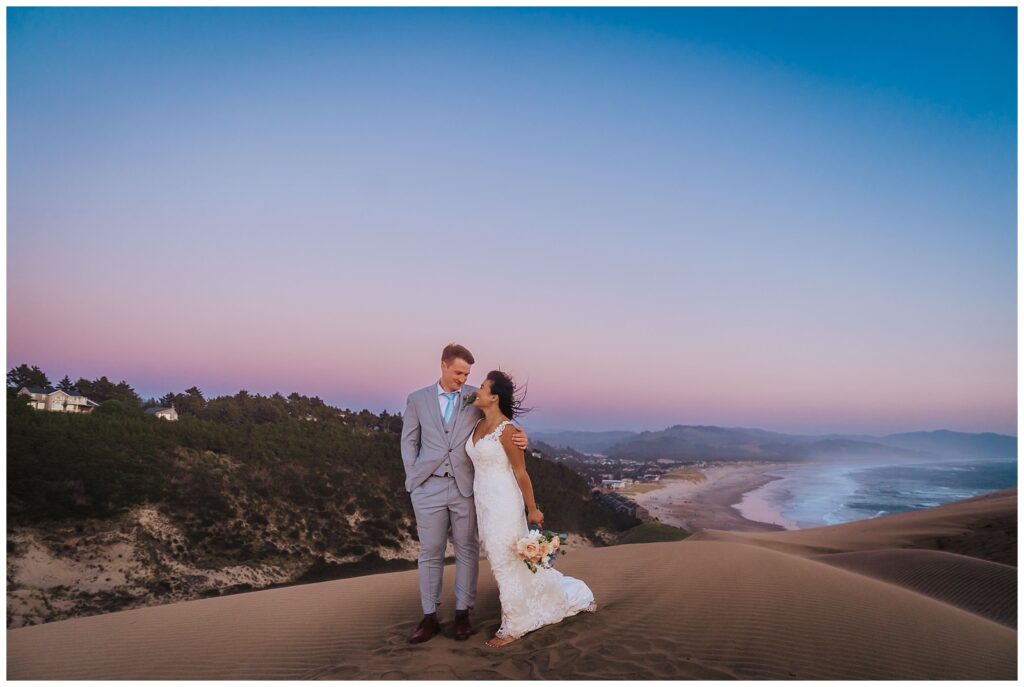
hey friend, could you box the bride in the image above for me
[465,370,597,648]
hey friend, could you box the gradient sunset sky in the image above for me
[7,7,1017,435]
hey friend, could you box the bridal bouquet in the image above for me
[514,525,568,573]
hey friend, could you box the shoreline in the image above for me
[732,474,802,530]
[626,461,803,533]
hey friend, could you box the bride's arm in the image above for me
[501,429,544,527]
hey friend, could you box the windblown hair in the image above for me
[485,370,531,420]
[441,343,475,365]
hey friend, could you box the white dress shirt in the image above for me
[437,383,461,420]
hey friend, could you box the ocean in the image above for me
[736,457,1018,530]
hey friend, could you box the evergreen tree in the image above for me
[75,376,142,406]
[176,386,205,415]
[7,364,50,389]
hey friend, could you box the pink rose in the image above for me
[523,541,540,559]
[550,536,561,550]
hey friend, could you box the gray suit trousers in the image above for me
[410,474,479,614]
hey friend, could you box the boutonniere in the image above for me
[462,391,477,409]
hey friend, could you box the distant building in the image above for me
[18,386,100,414]
[601,479,626,489]
[591,489,648,519]
[145,406,179,421]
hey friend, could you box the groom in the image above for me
[400,343,528,643]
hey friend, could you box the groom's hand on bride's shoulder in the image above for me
[511,427,528,451]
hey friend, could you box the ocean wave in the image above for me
[740,459,1016,529]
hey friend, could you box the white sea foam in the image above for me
[733,458,1016,529]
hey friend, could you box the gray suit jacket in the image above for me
[401,383,484,498]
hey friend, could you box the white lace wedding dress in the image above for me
[465,419,597,640]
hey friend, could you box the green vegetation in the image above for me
[7,364,640,582]
[7,363,50,389]
[665,467,707,482]
[619,481,666,495]
[7,393,412,561]
[616,521,690,545]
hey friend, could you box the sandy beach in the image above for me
[626,460,804,533]
[7,487,1016,680]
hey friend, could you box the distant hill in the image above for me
[603,425,917,462]
[528,430,637,455]
[877,430,1017,461]
[530,424,1016,463]
[530,440,592,462]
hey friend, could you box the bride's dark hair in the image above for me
[485,370,531,420]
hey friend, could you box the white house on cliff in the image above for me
[145,406,179,421]
[18,386,100,413]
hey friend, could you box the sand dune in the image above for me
[808,549,1016,628]
[7,488,1017,680]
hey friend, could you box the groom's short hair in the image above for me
[442,343,475,365]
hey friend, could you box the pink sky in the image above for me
[7,7,1016,436]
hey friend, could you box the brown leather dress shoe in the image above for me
[408,614,440,644]
[453,611,472,641]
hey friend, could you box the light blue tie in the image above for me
[443,392,457,424]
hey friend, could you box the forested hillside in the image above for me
[7,374,639,627]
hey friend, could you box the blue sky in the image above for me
[7,7,1017,434]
